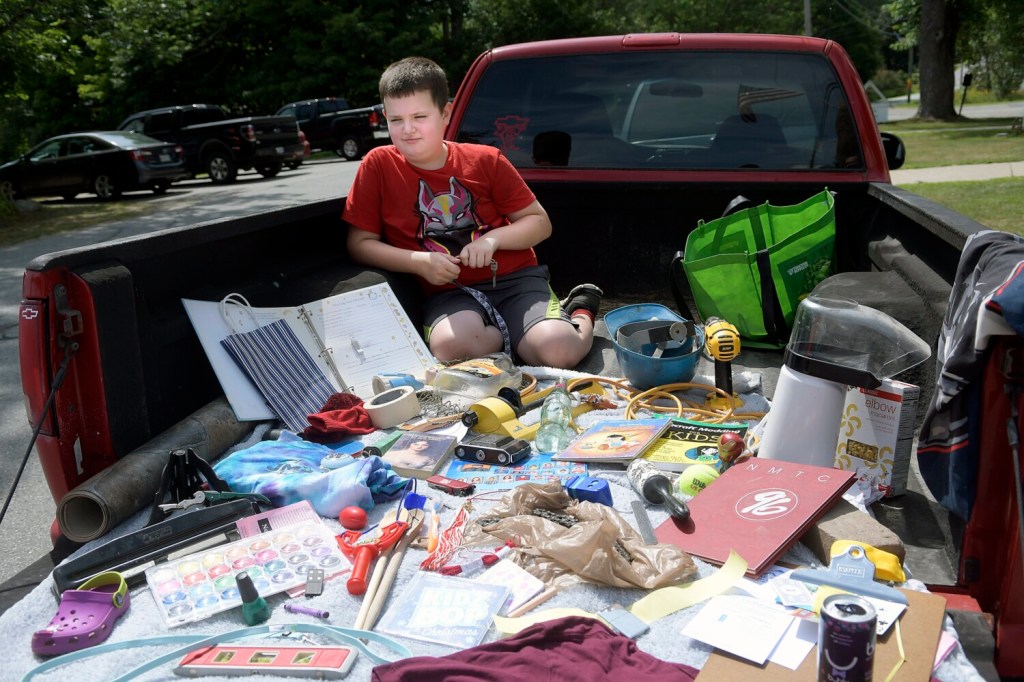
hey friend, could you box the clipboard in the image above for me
[696,587,947,681]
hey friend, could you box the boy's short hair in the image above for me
[379,57,449,111]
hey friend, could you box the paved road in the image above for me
[884,99,1024,122]
[0,158,360,585]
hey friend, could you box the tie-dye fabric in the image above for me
[213,431,409,517]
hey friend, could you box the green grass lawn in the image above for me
[908,176,1024,236]
[879,118,1024,169]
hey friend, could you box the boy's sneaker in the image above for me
[559,283,603,318]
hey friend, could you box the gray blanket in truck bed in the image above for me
[0,356,984,681]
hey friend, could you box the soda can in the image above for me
[818,593,877,682]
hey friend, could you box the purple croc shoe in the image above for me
[31,571,130,657]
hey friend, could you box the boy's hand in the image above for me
[459,236,498,269]
[415,251,462,286]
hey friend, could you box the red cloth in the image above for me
[302,393,375,442]
[371,616,699,682]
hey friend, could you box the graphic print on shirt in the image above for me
[416,178,486,254]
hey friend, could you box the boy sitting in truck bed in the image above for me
[344,56,601,369]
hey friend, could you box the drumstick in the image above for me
[506,586,559,618]
[353,508,405,630]
[362,509,425,631]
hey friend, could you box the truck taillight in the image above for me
[175,145,185,159]
[241,124,256,142]
[368,110,380,127]
[19,299,55,435]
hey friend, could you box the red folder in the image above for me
[654,460,855,576]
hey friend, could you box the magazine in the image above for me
[382,432,457,479]
[441,451,587,492]
[376,572,509,649]
[552,418,671,463]
[640,418,749,472]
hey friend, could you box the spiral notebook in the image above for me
[183,283,435,421]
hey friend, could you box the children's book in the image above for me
[552,418,671,464]
[441,451,587,492]
[640,417,749,472]
[654,459,855,576]
[382,432,458,479]
[376,571,509,649]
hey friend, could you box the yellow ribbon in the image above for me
[493,550,749,636]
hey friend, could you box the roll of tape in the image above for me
[365,385,420,429]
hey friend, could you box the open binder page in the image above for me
[183,283,435,422]
[312,284,434,397]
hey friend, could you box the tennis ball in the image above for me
[676,464,720,496]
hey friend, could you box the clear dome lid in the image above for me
[783,295,931,388]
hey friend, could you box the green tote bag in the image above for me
[679,189,835,348]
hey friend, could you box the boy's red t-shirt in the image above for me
[344,142,539,295]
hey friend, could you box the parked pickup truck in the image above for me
[13,34,1020,675]
[118,104,305,183]
[275,97,390,161]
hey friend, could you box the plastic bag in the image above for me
[462,482,696,589]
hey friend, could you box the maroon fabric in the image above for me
[302,393,375,442]
[371,616,699,682]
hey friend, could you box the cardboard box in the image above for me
[834,379,920,497]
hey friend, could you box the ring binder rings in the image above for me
[183,283,436,425]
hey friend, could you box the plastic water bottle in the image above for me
[534,381,573,453]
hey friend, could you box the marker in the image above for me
[284,602,330,619]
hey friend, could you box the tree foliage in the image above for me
[1,0,1018,156]
[886,0,1024,119]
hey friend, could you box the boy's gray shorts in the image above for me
[424,265,571,349]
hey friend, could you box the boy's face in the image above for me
[384,90,451,170]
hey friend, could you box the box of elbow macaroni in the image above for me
[834,379,920,498]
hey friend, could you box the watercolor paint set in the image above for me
[145,520,349,627]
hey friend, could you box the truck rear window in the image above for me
[454,51,863,171]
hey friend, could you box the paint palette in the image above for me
[145,520,349,627]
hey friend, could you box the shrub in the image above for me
[871,68,910,98]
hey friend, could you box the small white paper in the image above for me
[768,617,818,670]
[476,559,544,614]
[864,595,908,635]
[682,595,795,665]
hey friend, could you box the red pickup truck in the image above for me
[12,33,1020,676]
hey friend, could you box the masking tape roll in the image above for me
[365,385,420,429]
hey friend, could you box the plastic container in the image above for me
[604,304,704,389]
[430,353,522,408]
